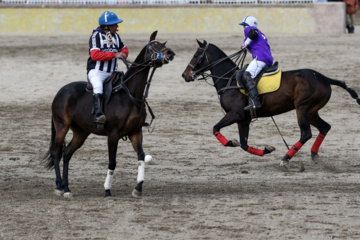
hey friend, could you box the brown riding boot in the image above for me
[243,72,262,111]
[93,93,106,124]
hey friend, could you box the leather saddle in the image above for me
[236,61,279,89]
[86,71,124,105]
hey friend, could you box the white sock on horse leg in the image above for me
[137,161,145,183]
[104,169,114,190]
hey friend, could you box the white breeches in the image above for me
[246,59,267,79]
[88,69,112,94]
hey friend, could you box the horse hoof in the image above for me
[132,189,142,198]
[231,139,240,147]
[264,146,276,154]
[54,189,63,196]
[280,160,289,166]
[311,152,319,164]
[63,192,73,199]
[266,146,275,152]
[104,189,112,198]
[280,160,289,172]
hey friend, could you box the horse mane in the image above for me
[208,43,238,69]
[208,43,227,57]
[132,45,148,63]
[122,45,150,80]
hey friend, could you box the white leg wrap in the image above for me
[137,161,145,183]
[104,169,114,190]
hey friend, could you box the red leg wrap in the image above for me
[214,132,229,146]
[286,141,303,159]
[311,133,326,154]
[247,146,264,156]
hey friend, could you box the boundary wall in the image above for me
[0,3,345,35]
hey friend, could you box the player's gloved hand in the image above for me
[115,52,127,59]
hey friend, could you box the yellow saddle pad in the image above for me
[239,68,282,95]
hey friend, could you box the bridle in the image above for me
[122,40,171,70]
[147,40,172,64]
[186,43,210,80]
[186,44,247,90]
[105,31,171,67]
[114,40,173,132]
[117,40,172,95]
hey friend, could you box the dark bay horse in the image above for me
[42,31,175,198]
[182,40,360,168]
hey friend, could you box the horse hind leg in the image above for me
[61,128,90,198]
[281,109,312,167]
[52,121,70,196]
[310,113,331,162]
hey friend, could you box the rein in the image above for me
[112,41,168,130]
[189,46,247,95]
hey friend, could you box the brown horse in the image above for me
[42,31,175,198]
[182,40,360,168]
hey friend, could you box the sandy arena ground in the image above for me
[1,31,360,239]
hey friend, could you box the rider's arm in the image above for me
[242,28,259,48]
[120,46,129,57]
[90,49,115,61]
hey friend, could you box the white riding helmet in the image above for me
[239,16,258,28]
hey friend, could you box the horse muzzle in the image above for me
[154,51,175,66]
[182,71,195,82]
[163,50,175,64]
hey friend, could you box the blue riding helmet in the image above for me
[98,11,123,26]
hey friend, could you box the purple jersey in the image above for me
[243,26,273,67]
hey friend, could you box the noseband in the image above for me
[147,40,171,65]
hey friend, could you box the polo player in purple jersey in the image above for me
[240,16,274,111]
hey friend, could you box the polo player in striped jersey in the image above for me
[87,11,129,124]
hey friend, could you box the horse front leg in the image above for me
[237,122,275,157]
[213,112,241,147]
[104,133,120,198]
[128,130,146,198]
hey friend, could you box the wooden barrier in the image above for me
[0,3,345,35]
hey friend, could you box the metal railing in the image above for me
[0,0,315,5]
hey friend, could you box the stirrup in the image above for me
[94,114,107,124]
[244,103,262,111]
[244,104,255,111]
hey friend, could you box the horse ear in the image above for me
[196,39,207,47]
[150,31,158,42]
[162,41,167,46]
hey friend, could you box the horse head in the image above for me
[182,40,211,82]
[143,31,176,67]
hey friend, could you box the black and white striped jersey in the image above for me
[87,28,126,73]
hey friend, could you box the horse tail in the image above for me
[327,77,360,105]
[42,117,56,170]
